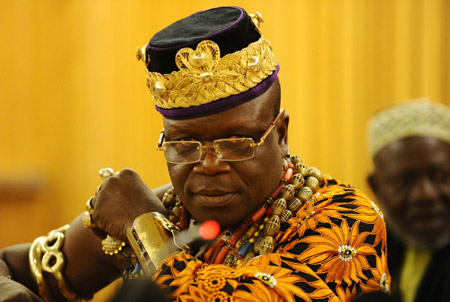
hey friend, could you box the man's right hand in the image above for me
[90,168,167,243]
[0,171,172,302]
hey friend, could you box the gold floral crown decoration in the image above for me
[136,12,278,111]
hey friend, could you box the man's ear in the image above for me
[277,112,289,155]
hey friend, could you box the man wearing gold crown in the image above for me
[367,99,450,302]
[0,7,389,302]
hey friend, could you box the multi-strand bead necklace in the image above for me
[162,155,323,267]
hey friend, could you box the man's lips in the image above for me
[193,190,237,207]
[407,211,446,229]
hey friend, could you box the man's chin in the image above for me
[401,231,450,251]
[388,217,450,250]
[192,211,245,230]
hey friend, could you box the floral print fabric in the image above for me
[154,176,390,301]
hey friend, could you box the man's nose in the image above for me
[410,174,440,204]
[193,147,231,175]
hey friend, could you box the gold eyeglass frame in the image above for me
[156,108,285,164]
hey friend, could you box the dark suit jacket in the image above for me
[387,230,450,302]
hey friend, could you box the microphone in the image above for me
[173,220,221,248]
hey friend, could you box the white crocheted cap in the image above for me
[368,98,450,157]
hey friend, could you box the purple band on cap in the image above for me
[156,65,280,119]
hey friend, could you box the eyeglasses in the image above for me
[156,108,285,164]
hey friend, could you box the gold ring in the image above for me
[99,168,114,180]
[82,211,96,229]
[96,167,126,255]
[85,197,94,214]
[102,235,126,255]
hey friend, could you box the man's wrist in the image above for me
[126,212,180,277]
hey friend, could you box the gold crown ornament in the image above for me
[136,11,278,111]
[137,37,277,110]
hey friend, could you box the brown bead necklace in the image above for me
[162,154,323,267]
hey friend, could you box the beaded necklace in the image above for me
[162,155,323,267]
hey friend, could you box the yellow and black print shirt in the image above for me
[155,176,390,301]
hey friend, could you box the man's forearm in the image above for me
[49,214,124,300]
[0,214,124,301]
[0,243,38,295]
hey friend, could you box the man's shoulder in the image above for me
[315,174,374,207]
[282,174,384,232]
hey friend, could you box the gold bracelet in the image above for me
[29,225,82,302]
[29,236,52,301]
[126,212,181,277]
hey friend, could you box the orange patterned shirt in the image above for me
[154,176,391,301]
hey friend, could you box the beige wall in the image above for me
[1,0,449,300]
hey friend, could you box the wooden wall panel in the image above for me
[1,0,449,300]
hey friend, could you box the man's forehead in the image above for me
[163,107,259,134]
[162,100,275,139]
[375,136,450,172]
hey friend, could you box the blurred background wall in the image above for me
[1,0,449,300]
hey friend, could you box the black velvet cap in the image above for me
[146,6,261,74]
[141,6,279,119]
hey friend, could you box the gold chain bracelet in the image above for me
[29,225,82,302]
